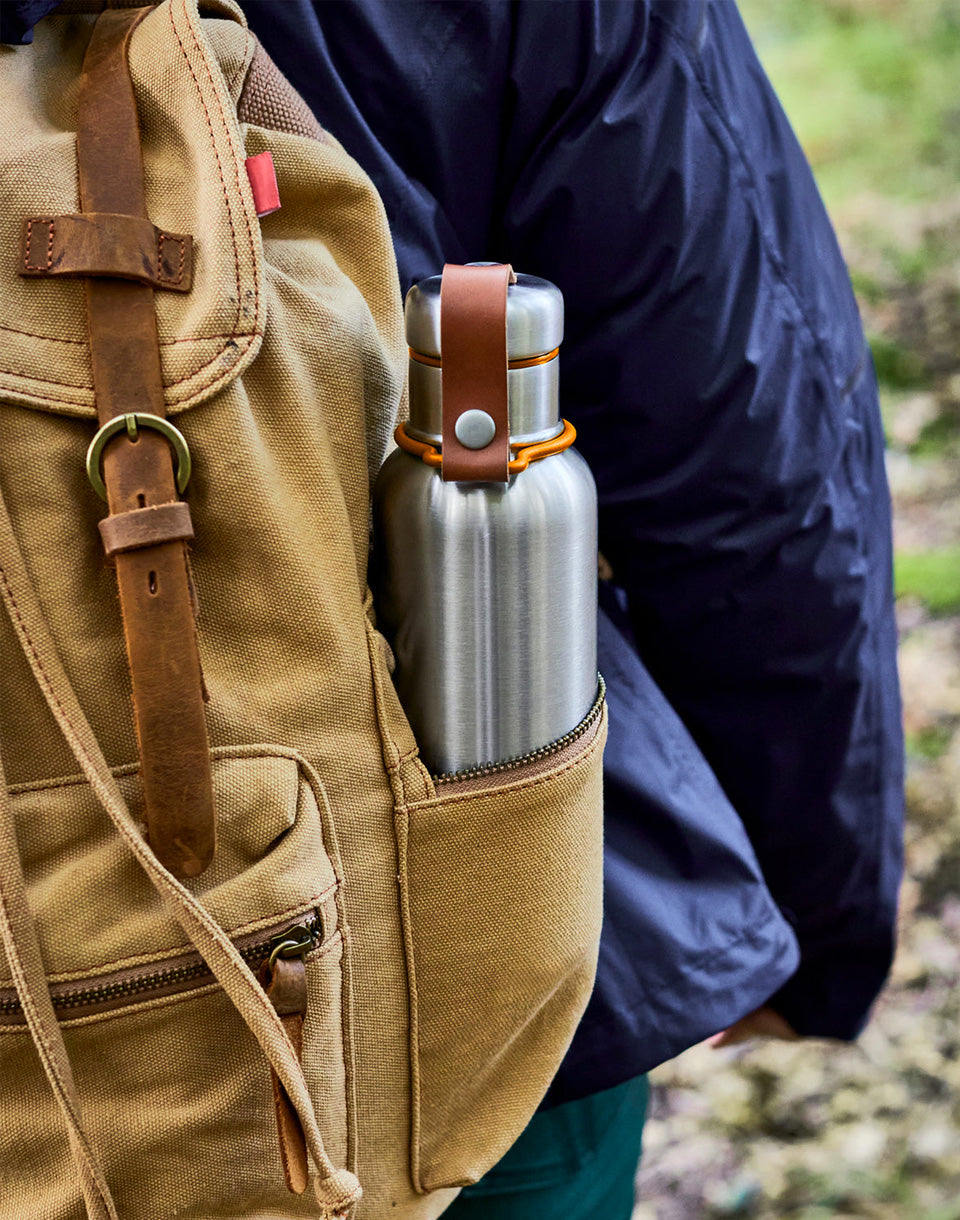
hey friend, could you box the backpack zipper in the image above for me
[0,911,325,1027]
[432,675,605,786]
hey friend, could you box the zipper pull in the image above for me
[268,923,314,965]
[258,925,312,1195]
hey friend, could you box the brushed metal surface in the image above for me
[373,446,598,775]
[405,271,564,361]
[406,357,562,447]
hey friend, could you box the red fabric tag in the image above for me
[245,151,281,217]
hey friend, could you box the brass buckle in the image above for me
[85,413,192,501]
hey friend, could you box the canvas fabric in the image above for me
[0,3,606,1218]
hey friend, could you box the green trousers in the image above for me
[443,1075,650,1220]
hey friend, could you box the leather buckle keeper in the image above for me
[19,213,193,292]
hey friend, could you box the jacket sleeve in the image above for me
[495,0,904,1040]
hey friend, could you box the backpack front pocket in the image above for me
[393,689,606,1193]
[0,747,354,1219]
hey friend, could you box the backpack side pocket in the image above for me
[365,609,605,1194]
[396,700,605,1193]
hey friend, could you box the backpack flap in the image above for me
[1,0,265,419]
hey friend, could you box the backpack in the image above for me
[0,2,606,1216]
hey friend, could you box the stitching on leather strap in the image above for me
[23,220,54,271]
[157,232,186,284]
[18,214,194,292]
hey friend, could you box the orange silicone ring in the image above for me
[408,347,560,370]
[394,417,576,473]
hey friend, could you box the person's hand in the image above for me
[708,1004,799,1049]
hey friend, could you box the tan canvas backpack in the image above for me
[0,2,606,1216]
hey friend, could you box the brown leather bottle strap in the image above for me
[440,262,514,483]
[75,7,215,878]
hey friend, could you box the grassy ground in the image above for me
[633,2,960,1216]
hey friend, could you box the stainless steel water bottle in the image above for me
[372,263,598,775]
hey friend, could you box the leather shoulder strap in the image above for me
[75,7,215,878]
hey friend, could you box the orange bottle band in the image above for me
[394,417,576,474]
[408,347,560,370]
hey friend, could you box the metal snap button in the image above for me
[454,409,497,450]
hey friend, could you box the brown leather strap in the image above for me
[440,263,514,483]
[98,501,195,557]
[258,957,310,1196]
[75,7,214,878]
[19,214,193,291]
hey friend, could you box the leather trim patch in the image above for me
[19,214,193,292]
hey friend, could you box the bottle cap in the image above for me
[404,267,564,446]
[405,268,564,360]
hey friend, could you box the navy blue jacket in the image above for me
[3,0,905,1107]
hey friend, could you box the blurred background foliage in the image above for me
[634,3,960,1218]
[742,0,960,612]
[741,0,960,207]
